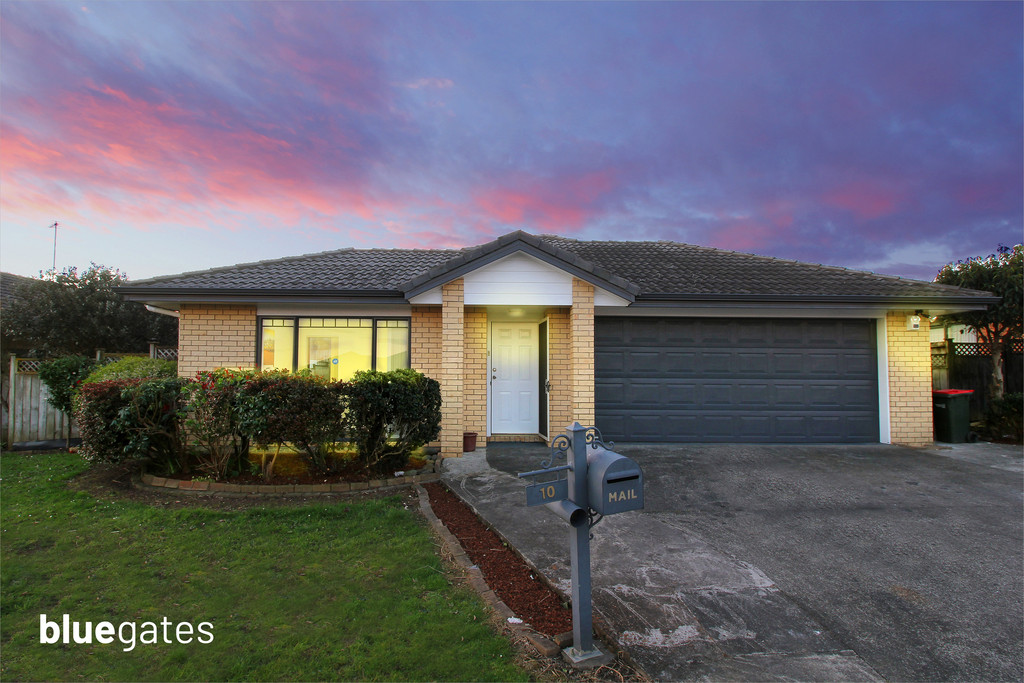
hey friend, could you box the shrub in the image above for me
[75,380,135,462]
[181,369,256,479]
[235,371,347,478]
[114,377,188,474]
[343,369,441,475]
[278,374,345,476]
[83,356,177,385]
[235,371,294,480]
[986,392,1023,443]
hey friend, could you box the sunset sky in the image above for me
[1,1,1020,282]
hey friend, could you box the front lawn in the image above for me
[0,452,527,681]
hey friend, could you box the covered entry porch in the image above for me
[410,276,598,458]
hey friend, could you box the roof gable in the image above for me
[402,230,639,301]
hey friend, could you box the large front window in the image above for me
[260,317,409,381]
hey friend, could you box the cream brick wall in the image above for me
[410,306,442,380]
[886,310,934,446]
[440,280,465,457]
[177,304,257,377]
[464,307,488,447]
[571,279,595,426]
[545,308,573,441]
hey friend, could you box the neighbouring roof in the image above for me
[119,230,998,309]
[0,272,37,309]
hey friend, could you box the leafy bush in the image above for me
[274,374,345,476]
[38,356,96,415]
[74,380,135,462]
[114,377,188,474]
[83,356,177,385]
[181,369,256,479]
[343,369,441,475]
[986,392,1023,443]
[235,371,294,480]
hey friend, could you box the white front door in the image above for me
[491,322,539,434]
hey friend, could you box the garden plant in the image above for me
[63,363,442,482]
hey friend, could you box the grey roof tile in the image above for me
[1,272,38,309]
[537,236,985,299]
[128,248,458,291]
[121,231,994,303]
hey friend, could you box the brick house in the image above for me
[120,231,996,455]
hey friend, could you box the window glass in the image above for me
[260,319,295,371]
[298,318,372,381]
[376,320,410,371]
[260,317,410,379]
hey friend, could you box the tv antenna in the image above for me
[47,221,58,271]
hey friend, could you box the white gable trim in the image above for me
[407,252,628,307]
[464,253,572,305]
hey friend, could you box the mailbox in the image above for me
[586,446,644,515]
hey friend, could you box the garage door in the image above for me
[596,318,879,443]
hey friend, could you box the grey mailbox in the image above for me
[518,423,644,667]
[586,445,644,515]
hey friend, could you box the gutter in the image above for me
[145,304,179,318]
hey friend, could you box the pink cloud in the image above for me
[708,220,778,252]
[471,169,619,232]
[822,180,905,220]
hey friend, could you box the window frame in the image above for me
[256,316,411,376]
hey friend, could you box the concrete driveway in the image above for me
[442,441,1023,681]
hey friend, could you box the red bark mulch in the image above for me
[424,482,573,638]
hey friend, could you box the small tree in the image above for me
[0,264,177,358]
[935,244,1023,402]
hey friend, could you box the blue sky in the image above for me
[1,1,1020,282]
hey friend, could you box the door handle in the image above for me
[545,380,551,392]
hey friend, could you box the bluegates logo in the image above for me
[40,614,213,652]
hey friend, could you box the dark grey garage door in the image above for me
[596,318,879,443]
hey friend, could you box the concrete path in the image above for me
[442,441,1023,682]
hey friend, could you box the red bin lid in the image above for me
[932,389,974,395]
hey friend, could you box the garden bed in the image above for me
[424,481,574,638]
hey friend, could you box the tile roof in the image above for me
[127,248,458,291]
[536,236,978,299]
[0,272,38,309]
[121,231,995,304]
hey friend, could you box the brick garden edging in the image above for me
[139,471,440,493]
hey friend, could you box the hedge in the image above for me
[72,368,442,480]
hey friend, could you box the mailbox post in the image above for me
[565,421,598,664]
[518,421,644,667]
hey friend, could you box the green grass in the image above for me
[0,452,528,681]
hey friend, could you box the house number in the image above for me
[524,478,569,507]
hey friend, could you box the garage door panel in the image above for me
[630,351,663,373]
[665,351,697,373]
[702,352,735,374]
[841,321,875,346]
[596,349,625,373]
[737,384,771,406]
[774,383,806,407]
[596,317,879,443]
[737,353,770,375]
[806,353,841,375]
[841,352,876,377]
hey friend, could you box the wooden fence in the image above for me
[3,346,178,446]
